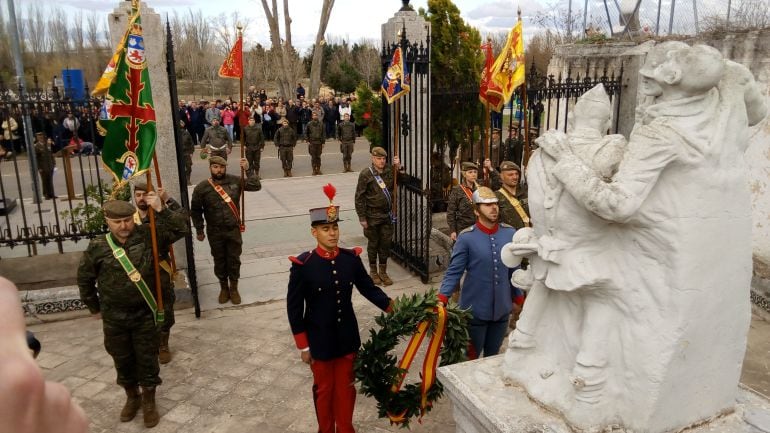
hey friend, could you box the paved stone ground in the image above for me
[30,269,456,433]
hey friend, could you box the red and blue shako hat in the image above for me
[309,183,341,226]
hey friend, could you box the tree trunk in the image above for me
[309,0,335,98]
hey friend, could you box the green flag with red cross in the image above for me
[94,0,156,183]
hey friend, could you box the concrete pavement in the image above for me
[14,143,770,432]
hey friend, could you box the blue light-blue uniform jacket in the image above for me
[439,223,521,321]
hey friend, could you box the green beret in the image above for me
[132,180,148,192]
[371,146,387,157]
[209,156,228,166]
[499,161,521,172]
[461,162,478,171]
[211,116,221,122]
[103,200,136,219]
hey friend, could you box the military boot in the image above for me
[317,167,323,175]
[229,279,242,305]
[312,166,318,175]
[158,331,172,364]
[369,264,382,285]
[141,386,160,428]
[218,280,230,304]
[379,264,394,286]
[120,385,141,422]
[287,169,293,177]
[344,162,352,172]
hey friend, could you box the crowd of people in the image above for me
[177,85,364,146]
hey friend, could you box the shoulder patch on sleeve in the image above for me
[289,251,311,265]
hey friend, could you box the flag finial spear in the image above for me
[518,6,522,21]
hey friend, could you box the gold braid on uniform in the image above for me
[354,289,470,428]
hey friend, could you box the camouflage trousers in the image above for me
[160,283,175,333]
[308,143,323,169]
[207,226,243,282]
[278,147,294,170]
[184,155,193,184]
[340,141,354,165]
[364,222,394,265]
[103,309,161,387]
[245,146,262,177]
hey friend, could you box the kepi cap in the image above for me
[472,186,498,204]
[309,184,342,225]
[103,200,136,219]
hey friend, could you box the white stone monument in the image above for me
[439,41,770,433]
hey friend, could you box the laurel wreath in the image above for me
[355,289,471,428]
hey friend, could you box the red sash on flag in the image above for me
[208,179,244,232]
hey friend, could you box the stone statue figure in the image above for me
[501,83,627,405]
[501,41,767,433]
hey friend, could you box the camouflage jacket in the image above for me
[200,125,232,151]
[337,121,356,143]
[495,185,529,229]
[274,125,298,148]
[446,183,477,235]
[77,208,189,316]
[190,174,261,233]
[355,165,396,225]
[306,120,325,145]
[243,125,265,148]
[33,140,55,171]
[179,127,195,156]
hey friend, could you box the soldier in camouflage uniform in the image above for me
[33,132,56,199]
[447,162,480,241]
[191,156,261,305]
[337,113,356,173]
[492,161,529,229]
[354,147,401,285]
[275,118,298,177]
[305,111,325,175]
[78,197,189,428]
[133,182,188,364]
[178,120,195,185]
[200,116,232,160]
[242,117,265,178]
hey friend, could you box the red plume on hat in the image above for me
[323,183,336,205]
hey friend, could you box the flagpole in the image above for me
[145,170,165,320]
[484,105,491,187]
[392,98,400,219]
[151,154,177,274]
[237,24,246,229]
[517,10,531,170]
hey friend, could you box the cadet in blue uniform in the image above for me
[286,184,392,433]
[438,186,524,359]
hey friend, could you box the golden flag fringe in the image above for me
[92,12,139,97]
[486,20,525,113]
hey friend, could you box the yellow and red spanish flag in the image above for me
[219,36,243,79]
[478,41,504,110]
[487,20,526,113]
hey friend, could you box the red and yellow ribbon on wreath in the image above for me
[387,306,448,423]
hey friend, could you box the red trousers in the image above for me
[310,353,356,433]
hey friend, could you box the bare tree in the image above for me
[309,0,334,98]
[24,3,48,62]
[72,11,86,54]
[352,39,382,88]
[86,12,104,50]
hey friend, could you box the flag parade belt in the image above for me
[105,234,164,325]
[354,289,470,428]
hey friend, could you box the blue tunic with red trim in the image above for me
[287,246,391,361]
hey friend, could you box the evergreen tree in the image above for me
[352,82,382,149]
[420,0,484,165]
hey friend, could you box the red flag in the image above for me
[479,41,503,109]
[219,36,243,79]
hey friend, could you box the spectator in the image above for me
[295,82,306,100]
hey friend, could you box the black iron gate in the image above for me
[381,29,431,283]
[0,74,112,256]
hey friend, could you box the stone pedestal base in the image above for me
[437,356,770,433]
